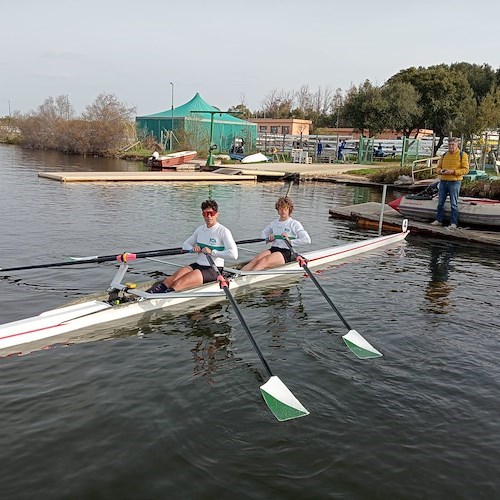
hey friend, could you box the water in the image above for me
[0,144,499,499]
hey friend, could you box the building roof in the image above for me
[137,93,251,125]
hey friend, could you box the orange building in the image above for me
[248,118,312,136]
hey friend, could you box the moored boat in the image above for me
[0,229,409,355]
[147,150,197,170]
[389,187,500,228]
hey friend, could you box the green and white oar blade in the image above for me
[260,375,309,421]
[342,329,383,359]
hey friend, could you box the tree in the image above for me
[342,80,387,136]
[381,81,422,137]
[82,93,136,153]
[228,103,252,119]
[260,89,294,118]
[15,93,136,154]
[388,66,476,151]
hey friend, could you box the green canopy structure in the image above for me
[135,93,257,152]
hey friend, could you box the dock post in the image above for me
[378,185,387,236]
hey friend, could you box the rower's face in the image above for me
[277,205,290,220]
[202,209,218,227]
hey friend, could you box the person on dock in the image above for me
[147,200,238,293]
[337,140,346,161]
[317,139,323,157]
[241,197,311,271]
[430,137,469,230]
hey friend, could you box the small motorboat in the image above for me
[389,182,500,228]
[147,151,197,170]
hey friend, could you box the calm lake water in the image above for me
[0,144,499,499]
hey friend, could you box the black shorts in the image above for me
[189,262,223,283]
[270,247,293,263]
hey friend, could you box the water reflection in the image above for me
[186,306,234,385]
[424,243,455,314]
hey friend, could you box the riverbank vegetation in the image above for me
[3,93,137,156]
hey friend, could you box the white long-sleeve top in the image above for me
[182,222,238,267]
[261,218,311,249]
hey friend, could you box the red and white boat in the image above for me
[389,187,500,228]
[148,150,197,170]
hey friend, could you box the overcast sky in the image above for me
[1,0,499,117]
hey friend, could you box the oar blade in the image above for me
[342,329,383,359]
[260,376,309,421]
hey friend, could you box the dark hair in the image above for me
[201,199,218,212]
[275,197,293,214]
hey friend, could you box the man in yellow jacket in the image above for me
[431,137,469,229]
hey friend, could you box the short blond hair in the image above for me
[275,197,293,214]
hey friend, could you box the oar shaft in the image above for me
[205,254,272,378]
[284,239,351,330]
[301,263,351,331]
[1,238,265,273]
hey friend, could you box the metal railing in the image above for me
[411,156,440,181]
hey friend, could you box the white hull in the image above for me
[0,231,408,354]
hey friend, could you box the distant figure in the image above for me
[375,143,384,158]
[147,151,160,168]
[317,139,323,157]
[338,140,346,160]
[391,145,397,157]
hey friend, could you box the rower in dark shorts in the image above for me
[147,199,238,293]
[241,197,311,272]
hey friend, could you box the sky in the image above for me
[1,0,499,117]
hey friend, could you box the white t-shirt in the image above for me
[261,218,311,249]
[182,222,238,267]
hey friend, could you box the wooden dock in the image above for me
[329,202,500,247]
[38,171,257,183]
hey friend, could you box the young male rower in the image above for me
[147,199,238,293]
[241,197,311,272]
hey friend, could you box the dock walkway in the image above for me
[329,202,500,247]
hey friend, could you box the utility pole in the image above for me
[170,82,174,151]
[190,109,242,167]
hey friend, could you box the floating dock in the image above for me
[329,202,500,247]
[38,171,257,183]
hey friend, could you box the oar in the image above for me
[283,239,382,359]
[69,238,264,261]
[205,253,309,421]
[0,238,265,273]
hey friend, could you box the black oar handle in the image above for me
[284,239,352,331]
[205,253,273,378]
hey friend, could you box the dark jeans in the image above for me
[436,180,461,225]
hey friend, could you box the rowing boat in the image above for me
[0,228,409,355]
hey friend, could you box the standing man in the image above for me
[431,137,469,229]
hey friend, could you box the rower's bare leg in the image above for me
[241,250,272,271]
[169,269,204,291]
[163,266,193,288]
[245,252,285,271]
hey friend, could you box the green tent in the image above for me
[135,93,257,151]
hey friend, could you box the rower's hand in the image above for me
[193,245,201,253]
[202,247,212,255]
[281,233,290,241]
[266,235,275,243]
